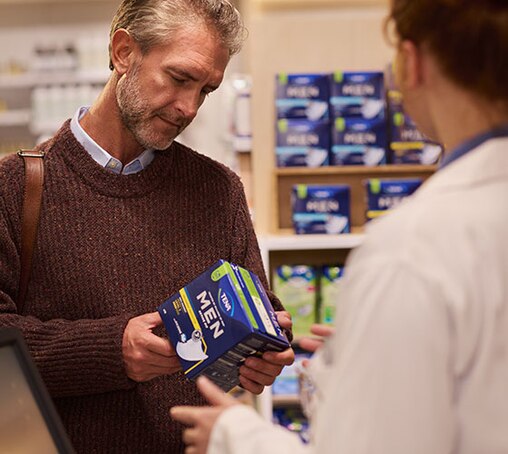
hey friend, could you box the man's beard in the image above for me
[116,66,186,150]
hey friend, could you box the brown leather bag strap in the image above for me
[17,149,45,312]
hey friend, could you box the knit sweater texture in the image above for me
[0,121,284,453]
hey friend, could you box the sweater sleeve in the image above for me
[227,178,293,340]
[0,177,135,398]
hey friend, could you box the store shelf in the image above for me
[272,394,301,406]
[0,109,31,127]
[276,164,437,230]
[0,70,110,89]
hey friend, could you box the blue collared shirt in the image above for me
[70,106,155,175]
[440,125,508,170]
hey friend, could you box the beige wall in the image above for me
[243,1,393,233]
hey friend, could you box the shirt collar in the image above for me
[70,106,155,175]
[439,125,508,170]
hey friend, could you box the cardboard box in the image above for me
[158,260,289,391]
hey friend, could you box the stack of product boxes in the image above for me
[387,89,443,164]
[365,177,423,222]
[291,184,351,235]
[275,73,331,167]
[330,71,387,166]
[272,264,345,338]
[275,69,442,167]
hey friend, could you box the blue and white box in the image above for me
[291,184,351,234]
[365,178,422,221]
[276,73,331,121]
[388,90,442,164]
[331,117,387,166]
[158,260,289,392]
[276,119,330,167]
[330,71,385,120]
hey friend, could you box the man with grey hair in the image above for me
[0,0,294,452]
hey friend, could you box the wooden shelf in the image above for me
[272,394,301,406]
[276,164,437,230]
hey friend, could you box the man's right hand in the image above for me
[122,311,181,382]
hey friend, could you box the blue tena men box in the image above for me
[331,117,387,166]
[276,119,330,167]
[330,71,386,120]
[158,260,289,392]
[387,90,442,164]
[365,178,422,221]
[291,184,351,234]
[276,73,331,121]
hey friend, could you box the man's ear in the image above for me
[395,40,423,91]
[110,29,138,75]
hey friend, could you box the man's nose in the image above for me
[174,93,200,121]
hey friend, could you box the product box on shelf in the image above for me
[387,90,443,165]
[330,71,386,120]
[272,265,317,338]
[364,178,423,221]
[275,73,331,121]
[319,265,345,325]
[291,184,351,234]
[276,119,330,167]
[158,260,289,392]
[330,116,387,166]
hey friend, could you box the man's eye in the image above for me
[171,75,186,84]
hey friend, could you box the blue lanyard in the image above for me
[439,125,508,170]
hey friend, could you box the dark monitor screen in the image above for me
[0,328,75,454]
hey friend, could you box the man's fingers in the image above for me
[239,375,264,395]
[196,376,234,406]
[141,311,164,328]
[275,311,292,330]
[243,357,283,377]
[146,335,175,357]
[262,347,295,366]
[239,365,279,386]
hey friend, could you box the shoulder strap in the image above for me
[17,149,45,312]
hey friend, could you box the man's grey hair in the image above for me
[108,0,246,70]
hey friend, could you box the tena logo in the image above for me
[218,288,234,316]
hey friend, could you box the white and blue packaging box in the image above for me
[388,90,442,164]
[331,117,387,166]
[291,184,351,234]
[365,178,422,221]
[275,73,331,121]
[276,119,330,167]
[158,260,289,392]
[330,71,386,120]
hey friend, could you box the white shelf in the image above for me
[259,232,365,252]
[0,70,110,89]
[0,109,31,127]
[257,232,364,281]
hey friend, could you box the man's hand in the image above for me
[122,311,181,382]
[171,376,238,454]
[238,311,295,395]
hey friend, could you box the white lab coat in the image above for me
[209,136,508,454]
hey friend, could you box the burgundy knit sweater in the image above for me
[0,122,284,453]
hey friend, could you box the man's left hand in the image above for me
[238,310,295,395]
